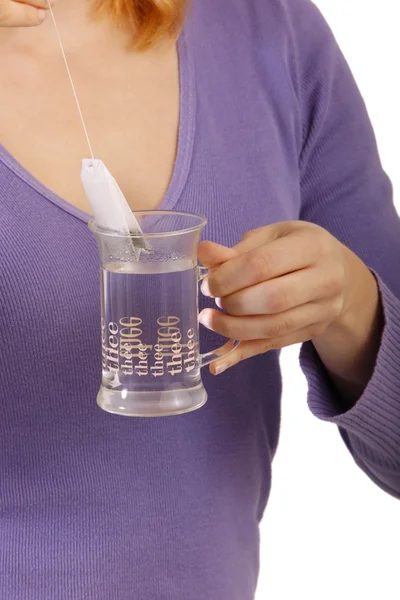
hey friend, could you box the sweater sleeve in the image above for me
[288,0,400,498]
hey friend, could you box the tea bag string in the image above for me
[46,1,95,160]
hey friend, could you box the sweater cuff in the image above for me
[299,275,400,466]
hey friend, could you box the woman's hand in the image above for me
[198,221,381,379]
[0,0,52,27]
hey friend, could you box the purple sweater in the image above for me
[1,1,400,598]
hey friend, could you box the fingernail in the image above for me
[215,297,223,309]
[214,362,228,375]
[200,279,211,297]
[37,9,47,21]
[198,310,211,328]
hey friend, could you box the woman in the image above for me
[0,0,399,598]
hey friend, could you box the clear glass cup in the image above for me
[89,211,238,417]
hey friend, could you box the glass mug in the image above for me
[89,211,238,417]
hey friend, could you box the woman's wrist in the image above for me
[312,258,384,409]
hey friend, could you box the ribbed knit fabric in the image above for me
[1,0,400,598]
[300,276,400,497]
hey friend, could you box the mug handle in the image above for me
[197,266,240,368]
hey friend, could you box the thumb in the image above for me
[232,222,294,255]
[198,241,238,269]
[0,1,48,27]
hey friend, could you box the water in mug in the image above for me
[100,259,202,404]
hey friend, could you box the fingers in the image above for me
[210,325,325,374]
[197,225,293,271]
[0,0,52,27]
[13,0,52,9]
[197,241,238,269]
[205,233,317,298]
[217,265,345,316]
[232,221,296,254]
[199,300,334,342]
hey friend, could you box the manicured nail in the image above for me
[200,279,211,297]
[198,310,211,328]
[214,362,228,375]
[215,297,222,309]
[38,9,47,21]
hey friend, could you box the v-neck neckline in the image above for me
[0,27,196,224]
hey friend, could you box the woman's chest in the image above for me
[0,42,180,214]
[175,108,301,248]
[0,22,303,359]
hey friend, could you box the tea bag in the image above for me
[81,159,150,260]
[47,2,149,259]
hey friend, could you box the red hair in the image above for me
[93,0,187,50]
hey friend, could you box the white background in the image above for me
[256,2,400,599]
